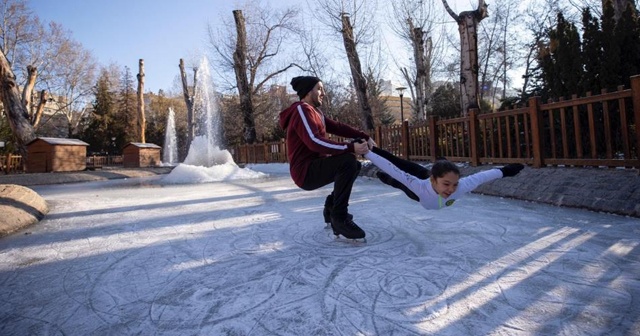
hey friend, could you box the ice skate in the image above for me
[323,207,353,228]
[330,216,366,242]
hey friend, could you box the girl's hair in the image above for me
[431,160,460,178]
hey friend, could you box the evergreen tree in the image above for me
[600,0,621,90]
[615,2,640,88]
[365,70,395,127]
[555,13,583,97]
[580,8,603,94]
[81,70,115,154]
[536,13,583,100]
[115,66,137,148]
[431,83,461,119]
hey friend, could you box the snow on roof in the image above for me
[124,142,161,149]
[29,137,89,146]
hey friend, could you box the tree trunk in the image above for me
[341,13,374,130]
[32,90,47,129]
[22,65,37,116]
[442,0,488,116]
[0,50,35,157]
[137,59,146,143]
[179,58,195,150]
[409,23,432,121]
[233,10,257,144]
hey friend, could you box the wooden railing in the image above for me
[1,154,23,174]
[86,155,123,168]
[4,76,639,173]
[231,75,640,169]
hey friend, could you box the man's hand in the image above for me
[354,141,369,155]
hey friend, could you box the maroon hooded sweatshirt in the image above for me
[278,101,370,187]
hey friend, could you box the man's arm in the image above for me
[293,104,356,155]
[324,117,370,141]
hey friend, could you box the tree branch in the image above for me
[441,0,459,21]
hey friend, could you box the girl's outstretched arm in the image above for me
[457,163,524,194]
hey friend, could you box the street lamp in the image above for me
[396,86,407,123]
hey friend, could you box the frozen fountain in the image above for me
[182,57,231,166]
[162,107,178,165]
[162,56,265,184]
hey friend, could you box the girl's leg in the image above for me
[377,171,420,201]
[371,147,429,179]
[365,150,429,203]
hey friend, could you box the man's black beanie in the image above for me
[290,76,321,99]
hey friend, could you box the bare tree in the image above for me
[390,0,444,121]
[566,0,602,17]
[0,0,38,154]
[313,0,378,130]
[232,10,257,144]
[178,58,196,149]
[0,49,34,157]
[442,0,489,115]
[475,0,522,109]
[208,3,302,144]
[136,59,146,143]
[37,37,97,138]
[0,0,96,155]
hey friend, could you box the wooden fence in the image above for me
[0,154,22,174]
[3,76,639,173]
[231,75,640,169]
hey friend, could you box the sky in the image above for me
[1,149,639,334]
[28,0,478,94]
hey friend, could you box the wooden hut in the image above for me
[122,142,161,168]
[26,137,89,173]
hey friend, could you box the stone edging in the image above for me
[0,184,49,237]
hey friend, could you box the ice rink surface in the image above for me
[1,163,639,335]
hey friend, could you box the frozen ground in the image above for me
[1,163,639,335]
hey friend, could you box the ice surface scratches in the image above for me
[0,173,639,335]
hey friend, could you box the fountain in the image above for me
[162,56,265,184]
[162,107,178,165]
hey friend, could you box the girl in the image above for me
[364,146,524,210]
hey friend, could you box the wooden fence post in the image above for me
[428,116,438,161]
[468,108,480,166]
[3,153,8,174]
[375,126,382,147]
[529,96,543,168]
[401,120,410,159]
[630,75,640,171]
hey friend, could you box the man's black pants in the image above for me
[301,153,361,220]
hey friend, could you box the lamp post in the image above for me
[396,86,407,123]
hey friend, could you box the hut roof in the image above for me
[124,142,161,149]
[28,137,89,146]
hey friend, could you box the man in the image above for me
[278,76,374,240]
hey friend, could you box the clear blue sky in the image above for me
[29,0,291,93]
[29,0,474,94]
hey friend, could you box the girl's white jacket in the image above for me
[365,151,504,210]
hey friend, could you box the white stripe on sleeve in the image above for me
[297,105,348,151]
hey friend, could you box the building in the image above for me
[384,95,413,124]
[122,142,162,168]
[26,137,89,173]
